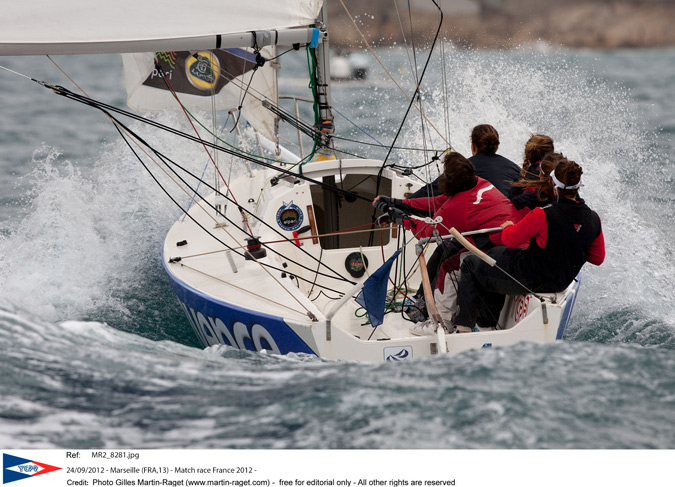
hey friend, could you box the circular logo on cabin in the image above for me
[185,51,220,90]
[276,202,303,231]
[345,252,368,278]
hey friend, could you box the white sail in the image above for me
[122,48,278,139]
[0,0,323,55]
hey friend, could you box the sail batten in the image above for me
[0,0,323,56]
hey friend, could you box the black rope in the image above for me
[331,134,442,152]
[44,84,374,203]
[375,0,444,192]
[103,111,354,291]
[368,0,443,246]
[229,60,259,133]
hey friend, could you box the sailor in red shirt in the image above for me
[374,152,516,248]
[453,158,605,332]
[373,152,517,331]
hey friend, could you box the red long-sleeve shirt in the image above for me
[402,177,516,245]
[502,206,606,265]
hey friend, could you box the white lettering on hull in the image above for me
[179,301,281,353]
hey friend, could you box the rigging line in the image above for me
[265,103,319,139]
[379,0,444,169]
[393,0,416,78]
[374,0,444,207]
[45,57,241,228]
[330,106,411,165]
[155,63,254,237]
[333,147,366,160]
[388,158,439,170]
[41,57,226,232]
[439,40,452,145]
[178,262,315,319]
[367,1,444,245]
[229,62,260,134]
[182,157,211,222]
[403,2,435,200]
[115,118,355,286]
[407,0,421,88]
[188,104,301,165]
[161,167,354,287]
[0,64,35,81]
[336,0,449,146]
[174,225,394,261]
[18,60,347,293]
[110,115,350,294]
[47,84,374,203]
[157,53,295,164]
[209,52,220,203]
[308,247,324,297]
[46,55,90,98]
[310,290,342,302]
[229,44,258,134]
[181,111,232,221]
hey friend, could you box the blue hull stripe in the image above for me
[162,254,316,355]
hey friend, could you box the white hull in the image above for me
[163,158,580,362]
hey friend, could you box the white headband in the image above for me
[551,172,583,190]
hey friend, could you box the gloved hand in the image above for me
[389,208,408,226]
[374,195,412,213]
[373,199,391,213]
[373,195,394,212]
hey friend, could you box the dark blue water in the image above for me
[1,47,674,448]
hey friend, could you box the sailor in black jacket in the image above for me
[411,124,520,199]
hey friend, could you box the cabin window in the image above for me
[310,174,392,249]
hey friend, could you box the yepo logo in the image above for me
[3,454,61,484]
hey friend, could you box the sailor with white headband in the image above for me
[551,171,584,191]
[452,158,606,333]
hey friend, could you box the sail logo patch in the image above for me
[186,51,221,90]
[156,51,178,70]
[384,346,412,361]
[3,454,61,484]
[276,201,303,231]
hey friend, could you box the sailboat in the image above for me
[0,0,580,362]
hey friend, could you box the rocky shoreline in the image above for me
[327,1,675,50]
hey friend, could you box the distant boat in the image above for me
[331,52,369,80]
[0,0,581,362]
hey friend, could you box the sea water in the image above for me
[0,47,674,449]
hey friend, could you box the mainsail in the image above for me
[122,48,278,139]
[1,0,323,142]
[0,0,323,55]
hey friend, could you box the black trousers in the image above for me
[454,247,531,328]
[416,234,494,296]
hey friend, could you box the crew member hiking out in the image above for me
[453,158,605,332]
[373,152,517,335]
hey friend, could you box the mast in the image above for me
[313,3,335,158]
[313,2,340,249]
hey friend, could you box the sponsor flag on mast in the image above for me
[121,47,278,140]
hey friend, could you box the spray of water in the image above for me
[0,110,245,344]
[0,47,673,349]
[335,46,675,344]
